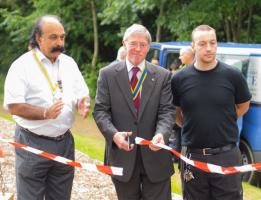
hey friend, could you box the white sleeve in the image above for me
[3,61,27,109]
[72,60,89,100]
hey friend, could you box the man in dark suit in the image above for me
[93,24,175,200]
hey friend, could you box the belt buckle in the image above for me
[203,148,212,155]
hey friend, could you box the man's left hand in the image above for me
[77,96,91,119]
[149,133,164,151]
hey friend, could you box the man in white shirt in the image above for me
[4,15,90,200]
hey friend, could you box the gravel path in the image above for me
[0,118,117,200]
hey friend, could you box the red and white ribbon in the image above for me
[0,146,4,162]
[0,138,123,176]
[135,137,261,175]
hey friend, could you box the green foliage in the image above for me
[250,13,261,43]
[164,0,261,42]
[0,0,260,76]
[0,8,33,72]
[82,62,109,98]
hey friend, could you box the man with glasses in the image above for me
[94,24,175,200]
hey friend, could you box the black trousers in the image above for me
[112,148,172,200]
[182,146,243,200]
[15,126,75,200]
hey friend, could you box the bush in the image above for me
[81,62,109,99]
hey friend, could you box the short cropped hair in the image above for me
[116,46,127,61]
[28,15,63,49]
[191,24,216,41]
[180,46,194,55]
[123,24,152,44]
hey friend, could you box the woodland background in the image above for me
[0,0,260,96]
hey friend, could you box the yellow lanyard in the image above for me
[32,49,57,93]
[130,65,147,99]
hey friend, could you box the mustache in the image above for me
[51,46,65,53]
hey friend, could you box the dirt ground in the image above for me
[71,112,103,139]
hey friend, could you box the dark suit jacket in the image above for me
[93,61,175,182]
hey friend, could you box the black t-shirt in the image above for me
[171,61,251,148]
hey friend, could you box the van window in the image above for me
[166,52,181,70]
[246,55,261,103]
[147,48,160,64]
[217,54,249,78]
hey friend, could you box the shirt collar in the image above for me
[126,59,145,73]
[34,48,60,65]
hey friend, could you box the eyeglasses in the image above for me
[127,41,148,49]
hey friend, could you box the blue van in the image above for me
[148,42,261,185]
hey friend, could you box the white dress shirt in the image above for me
[4,48,89,137]
[126,59,145,80]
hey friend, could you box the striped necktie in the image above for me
[130,67,140,113]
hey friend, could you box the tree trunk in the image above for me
[224,17,231,42]
[247,6,253,43]
[231,15,237,42]
[155,0,165,43]
[90,0,99,68]
[236,6,242,42]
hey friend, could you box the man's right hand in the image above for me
[113,131,134,151]
[45,99,64,119]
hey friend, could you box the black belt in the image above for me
[17,125,69,141]
[186,144,235,155]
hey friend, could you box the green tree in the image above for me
[164,0,261,42]
[99,0,176,42]
[90,0,99,68]
[1,0,260,76]
[0,1,35,72]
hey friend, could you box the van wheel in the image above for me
[239,140,255,182]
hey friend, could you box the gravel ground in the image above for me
[0,118,117,200]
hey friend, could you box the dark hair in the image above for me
[28,15,62,50]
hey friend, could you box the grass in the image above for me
[0,74,5,102]
[0,113,13,121]
[73,132,105,161]
[171,164,182,195]
[242,182,261,200]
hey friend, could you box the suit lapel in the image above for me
[115,62,137,118]
[138,62,156,121]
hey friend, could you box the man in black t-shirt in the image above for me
[171,25,251,200]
